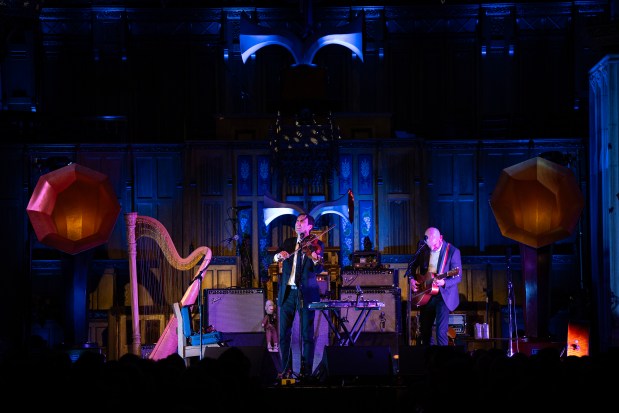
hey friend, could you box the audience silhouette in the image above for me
[1,335,616,413]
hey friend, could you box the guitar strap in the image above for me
[438,243,451,274]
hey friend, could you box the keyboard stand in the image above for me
[312,306,382,346]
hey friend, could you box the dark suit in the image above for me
[412,241,462,345]
[275,236,323,376]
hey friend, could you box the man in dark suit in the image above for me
[410,227,462,346]
[273,213,324,378]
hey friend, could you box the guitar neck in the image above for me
[431,267,460,281]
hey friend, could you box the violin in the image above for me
[283,225,335,261]
[300,233,322,255]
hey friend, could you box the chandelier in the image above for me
[269,108,341,186]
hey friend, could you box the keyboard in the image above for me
[309,300,385,310]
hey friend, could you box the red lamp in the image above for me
[27,163,121,255]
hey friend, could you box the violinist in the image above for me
[273,213,324,380]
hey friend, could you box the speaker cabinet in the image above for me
[205,288,265,332]
[339,288,401,333]
[353,332,399,360]
[397,345,464,380]
[397,345,429,379]
[203,346,279,386]
[315,346,393,384]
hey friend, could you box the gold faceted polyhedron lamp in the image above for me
[490,156,584,249]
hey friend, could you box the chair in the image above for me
[173,302,222,366]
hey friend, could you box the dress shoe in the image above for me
[277,369,293,380]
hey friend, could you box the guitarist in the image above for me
[410,227,462,346]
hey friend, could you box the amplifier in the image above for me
[204,288,265,333]
[339,288,401,333]
[429,313,467,335]
[449,313,467,335]
[341,269,396,287]
[352,250,381,269]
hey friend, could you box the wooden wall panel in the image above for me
[133,148,184,254]
[202,258,240,290]
[200,200,227,257]
[385,200,413,255]
[428,148,478,253]
[477,147,530,252]
[385,152,413,194]
[186,147,233,257]
[77,149,129,258]
[380,145,426,254]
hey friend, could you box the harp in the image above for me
[125,212,212,360]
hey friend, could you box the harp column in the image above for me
[125,212,142,356]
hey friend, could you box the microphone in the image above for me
[188,267,207,285]
[355,285,363,306]
[232,205,251,211]
[404,236,428,278]
[417,236,428,248]
[223,234,240,243]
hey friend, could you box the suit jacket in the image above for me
[415,241,462,311]
[275,237,323,308]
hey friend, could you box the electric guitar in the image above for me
[410,267,461,307]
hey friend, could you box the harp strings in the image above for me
[134,228,193,345]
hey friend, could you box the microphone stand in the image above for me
[189,269,206,360]
[403,241,427,279]
[297,277,305,379]
[405,241,427,346]
[506,247,515,358]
